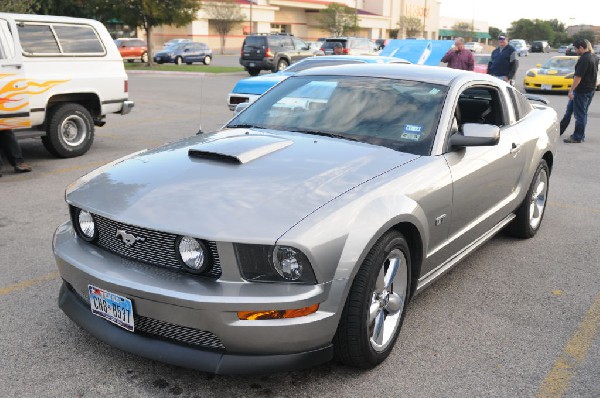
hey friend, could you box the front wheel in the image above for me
[141,52,148,63]
[203,55,211,65]
[507,160,550,238]
[42,103,94,158]
[334,230,411,368]
[275,58,288,72]
[175,56,183,65]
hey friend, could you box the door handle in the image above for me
[2,63,22,69]
[510,142,521,154]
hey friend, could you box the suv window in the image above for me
[292,37,306,49]
[53,24,104,53]
[244,36,265,47]
[18,24,60,54]
[18,22,105,55]
[280,36,294,48]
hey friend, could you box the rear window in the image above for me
[244,36,266,47]
[285,59,365,73]
[18,22,105,56]
[322,40,346,49]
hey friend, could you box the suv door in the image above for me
[0,18,30,130]
[242,36,266,62]
[292,37,311,62]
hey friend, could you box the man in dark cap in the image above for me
[333,42,344,55]
[488,34,518,83]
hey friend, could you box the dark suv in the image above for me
[240,33,314,76]
[531,40,551,53]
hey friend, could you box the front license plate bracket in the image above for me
[88,284,135,332]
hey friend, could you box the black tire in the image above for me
[247,68,260,76]
[203,55,211,65]
[507,160,550,238]
[175,56,183,65]
[186,62,192,65]
[42,103,94,158]
[334,230,411,368]
[274,58,289,72]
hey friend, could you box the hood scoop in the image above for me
[188,133,293,164]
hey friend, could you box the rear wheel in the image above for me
[203,55,211,65]
[275,58,289,72]
[247,67,260,76]
[141,52,148,63]
[507,160,549,238]
[334,230,411,368]
[175,56,183,65]
[42,103,94,158]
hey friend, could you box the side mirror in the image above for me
[449,123,500,148]
[234,102,250,114]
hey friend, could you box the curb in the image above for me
[126,70,246,77]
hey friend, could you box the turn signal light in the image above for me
[238,304,319,320]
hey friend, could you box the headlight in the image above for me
[72,207,97,242]
[565,73,574,79]
[234,244,317,284]
[176,236,208,273]
[527,70,536,77]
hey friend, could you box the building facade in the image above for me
[149,0,443,53]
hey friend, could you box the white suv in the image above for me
[0,13,133,158]
[464,42,483,53]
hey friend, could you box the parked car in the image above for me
[523,56,600,93]
[375,39,388,50]
[1,12,134,158]
[473,53,491,73]
[55,63,558,374]
[565,44,577,56]
[320,37,379,55]
[163,38,192,47]
[557,45,568,54]
[464,41,483,53]
[154,42,212,65]
[240,33,314,76]
[531,40,551,53]
[228,55,410,110]
[114,38,148,63]
[509,39,528,56]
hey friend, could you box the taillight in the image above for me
[124,80,128,93]
[343,48,349,54]
[266,48,273,57]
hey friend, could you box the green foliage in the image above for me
[317,3,358,37]
[489,26,502,40]
[507,18,568,46]
[571,30,596,45]
[32,0,98,18]
[397,16,422,38]
[0,0,38,13]
[452,21,473,40]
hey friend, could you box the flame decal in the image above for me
[0,74,69,113]
[0,117,31,129]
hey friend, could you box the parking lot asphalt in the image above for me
[1,52,599,397]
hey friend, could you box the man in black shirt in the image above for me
[560,39,599,143]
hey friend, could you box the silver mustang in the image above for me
[54,64,558,374]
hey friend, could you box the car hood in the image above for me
[531,67,573,76]
[231,73,292,95]
[67,129,419,241]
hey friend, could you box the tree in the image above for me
[489,26,502,40]
[508,19,554,43]
[397,16,422,38]
[317,3,358,37]
[0,0,38,13]
[109,0,201,66]
[571,30,596,45]
[452,21,473,40]
[203,0,244,55]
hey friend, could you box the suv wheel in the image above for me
[275,58,289,72]
[42,103,94,158]
[247,67,260,76]
[175,56,183,65]
[203,55,211,65]
[141,52,148,63]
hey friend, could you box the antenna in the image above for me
[197,73,204,135]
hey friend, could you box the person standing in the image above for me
[487,34,518,83]
[441,37,474,71]
[333,42,344,55]
[560,39,599,143]
[0,130,32,177]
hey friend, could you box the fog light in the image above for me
[273,246,304,281]
[78,210,96,240]
[238,304,319,320]
[177,236,207,273]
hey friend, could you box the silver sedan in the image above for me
[54,64,558,374]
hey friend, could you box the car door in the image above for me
[0,17,31,130]
[292,37,309,62]
[443,83,528,252]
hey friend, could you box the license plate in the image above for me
[249,62,255,67]
[541,84,552,90]
[88,285,134,332]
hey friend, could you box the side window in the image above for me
[268,36,281,47]
[0,19,15,59]
[457,86,505,127]
[17,23,60,54]
[281,37,294,48]
[292,37,305,49]
[53,24,104,54]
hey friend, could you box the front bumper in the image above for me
[240,58,273,70]
[53,222,343,373]
[58,282,333,374]
[524,76,572,92]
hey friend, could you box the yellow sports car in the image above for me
[524,56,600,93]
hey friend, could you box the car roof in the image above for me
[305,55,409,64]
[297,63,500,86]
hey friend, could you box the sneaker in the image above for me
[14,162,32,172]
[563,137,582,143]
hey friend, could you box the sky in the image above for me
[439,0,600,33]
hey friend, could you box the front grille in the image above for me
[68,283,225,351]
[92,213,221,279]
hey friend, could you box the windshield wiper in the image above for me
[289,129,360,142]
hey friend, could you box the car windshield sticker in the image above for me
[401,124,423,141]
[429,88,441,95]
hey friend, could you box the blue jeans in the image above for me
[560,91,595,141]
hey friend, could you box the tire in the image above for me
[141,52,148,63]
[203,55,211,65]
[42,103,94,158]
[275,58,288,72]
[247,68,260,76]
[175,56,183,65]
[186,62,192,65]
[333,230,411,368]
[507,160,549,238]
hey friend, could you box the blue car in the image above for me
[154,42,212,65]
[227,55,410,110]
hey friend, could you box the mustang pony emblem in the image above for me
[115,229,146,247]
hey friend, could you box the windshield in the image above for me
[227,75,447,155]
[285,59,365,73]
[542,58,577,69]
